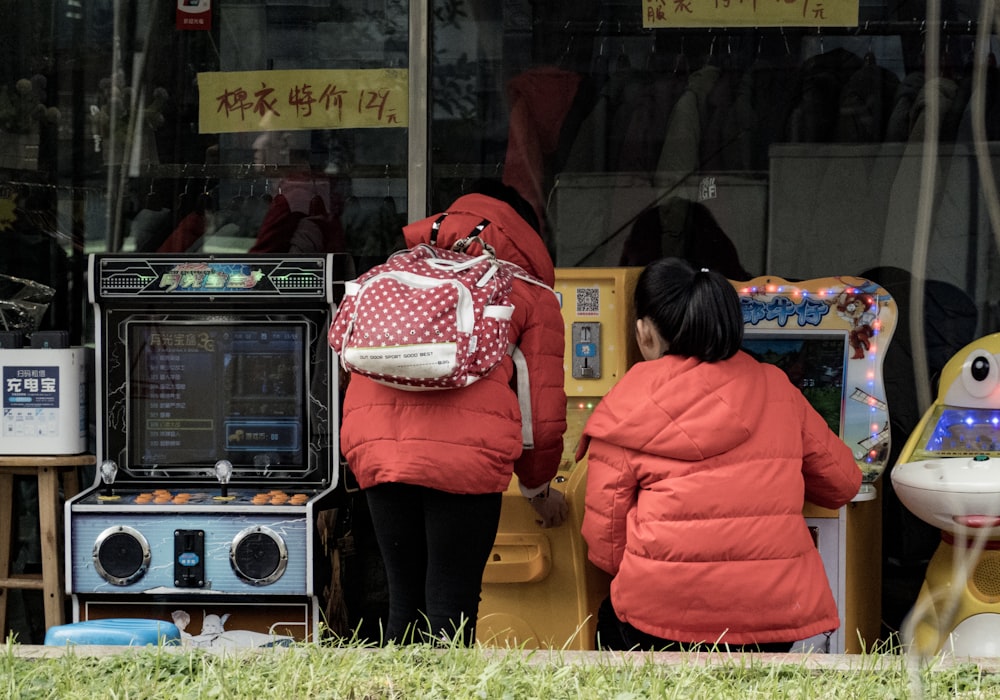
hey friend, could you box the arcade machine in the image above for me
[64,254,347,643]
[476,267,641,650]
[891,333,1000,656]
[736,275,896,653]
[477,270,897,653]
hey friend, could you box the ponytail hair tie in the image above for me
[700,268,709,273]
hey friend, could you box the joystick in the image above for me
[214,459,235,501]
[97,459,120,501]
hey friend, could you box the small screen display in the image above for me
[741,332,847,435]
[915,406,1000,458]
[127,322,308,471]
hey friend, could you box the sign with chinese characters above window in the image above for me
[642,0,859,28]
[197,69,408,134]
[176,0,211,32]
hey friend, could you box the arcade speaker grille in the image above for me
[230,525,288,586]
[92,525,151,586]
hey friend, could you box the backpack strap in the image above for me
[510,345,534,450]
[429,212,491,248]
[429,214,449,246]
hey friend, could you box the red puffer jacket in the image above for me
[339,194,566,494]
[579,351,861,645]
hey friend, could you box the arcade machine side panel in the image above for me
[476,267,640,650]
[735,275,897,653]
[66,254,344,643]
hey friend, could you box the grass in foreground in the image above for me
[3,636,1000,699]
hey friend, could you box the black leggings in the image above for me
[595,595,794,653]
[365,482,502,646]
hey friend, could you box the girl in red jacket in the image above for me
[579,257,862,652]
[339,185,568,647]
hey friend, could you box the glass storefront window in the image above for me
[0,0,997,650]
[429,3,989,294]
[0,1,410,342]
[422,0,998,456]
[423,2,995,642]
[0,0,995,357]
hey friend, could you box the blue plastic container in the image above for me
[44,618,181,646]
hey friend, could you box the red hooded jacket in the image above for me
[339,193,567,494]
[579,351,861,645]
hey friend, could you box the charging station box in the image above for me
[0,347,89,455]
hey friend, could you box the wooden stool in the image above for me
[0,454,93,637]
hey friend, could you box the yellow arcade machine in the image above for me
[476,267,641,650]
[891,333,1000,656]
[735,276,896,653]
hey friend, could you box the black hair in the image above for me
[634,257,743,362]
[467,178,540,234]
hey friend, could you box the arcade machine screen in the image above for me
[741,332,847,436]
[735,276,896,490]
[127,321,309,475]
[908,407,1000,459]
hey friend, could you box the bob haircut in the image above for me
[634,257,743,363]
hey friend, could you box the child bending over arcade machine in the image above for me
[578,257,862,652]
[337,183,568,647]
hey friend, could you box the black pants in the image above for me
[365,482,502,646]
[595,595,794,653]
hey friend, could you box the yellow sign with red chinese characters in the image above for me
[197,69,408,134]
[643,0,859,28]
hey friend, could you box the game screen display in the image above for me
[911,406,1000,458]
[127,321,309,473]
[741,332,848,436]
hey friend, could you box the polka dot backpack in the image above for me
[329,214,524,390]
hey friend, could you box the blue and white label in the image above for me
[178,552,201,567]
[2,366,60,439]
[4,366,59,408]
